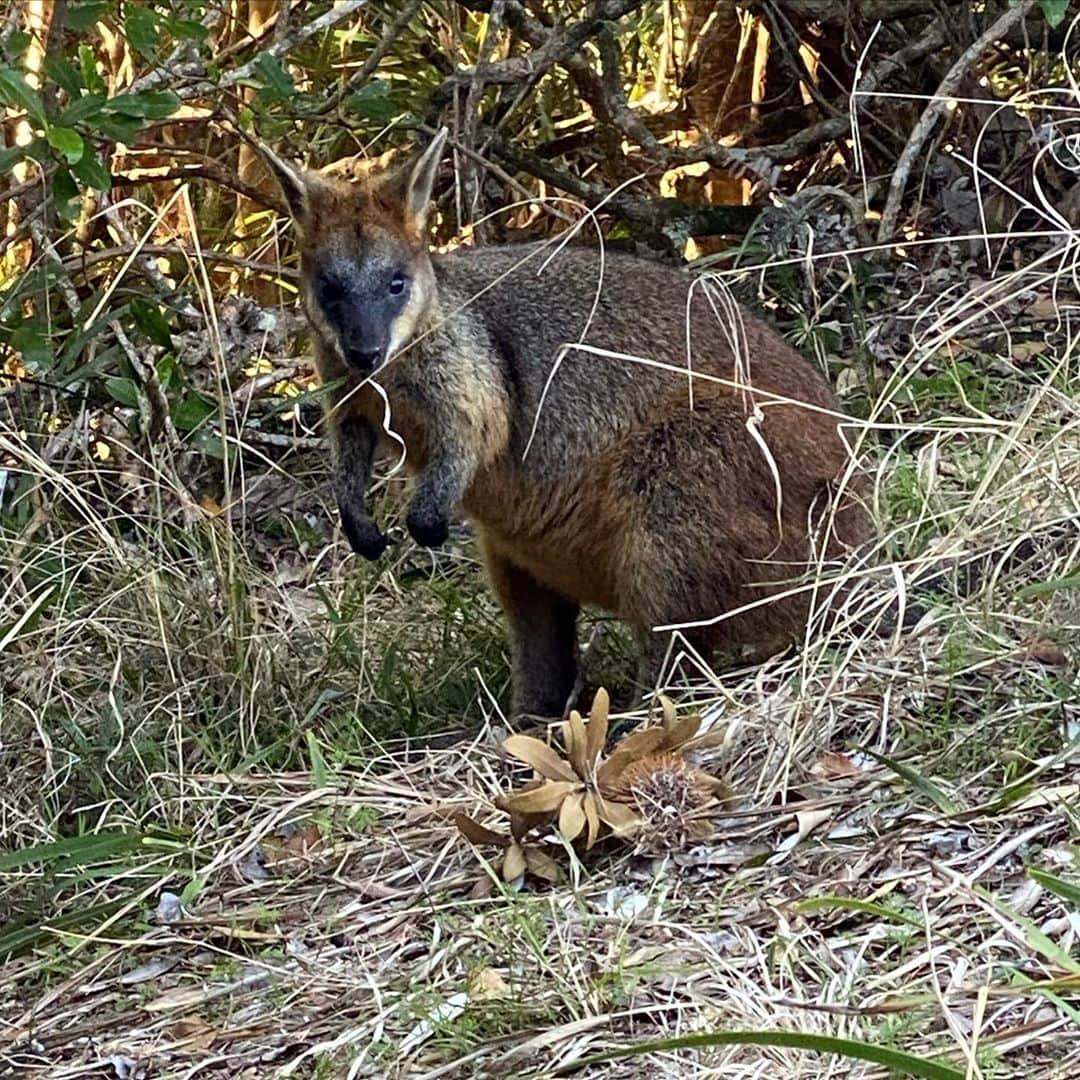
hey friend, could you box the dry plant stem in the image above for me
[417,123,575,225]
[750,0,941,23]
[877,0,1035,241]
[28,220,80,317]
[108,319,176,448]
[103,202,202,324]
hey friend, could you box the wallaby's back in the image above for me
[425,241,867,661]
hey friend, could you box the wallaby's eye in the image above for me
[389,270,407,296]
[318,274,345,308]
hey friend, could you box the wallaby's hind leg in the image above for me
[481,540,579,720]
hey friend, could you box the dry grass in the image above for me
[3,81,1080,1080]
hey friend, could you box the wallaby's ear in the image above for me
[403,127,448,233]
[257,144,320,224]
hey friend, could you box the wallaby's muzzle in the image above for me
[343,342,384,371]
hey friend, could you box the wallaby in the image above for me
[260,130,870,719]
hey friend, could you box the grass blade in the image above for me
[0,830,145,872]
[861,748,958,815]
[555,1030,965,1079]
[1028,867,1080,908]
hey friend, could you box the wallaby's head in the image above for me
[259,128,448,373]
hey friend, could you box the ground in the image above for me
[1,227,1078,1078]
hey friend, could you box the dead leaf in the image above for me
[468,967,511,1001]
[454,813,508,847]
[558,791,587,842]
[503,841,527,882]
[795,807,836,842]
[502,735,577,781]
[502,780,579,815]
[523,847,561,883]
[1020,639,1069,668]
[1011,340,1049,362]
[1026,296,1060,319]
[170,1015,218,1051]
[812,751,862,780]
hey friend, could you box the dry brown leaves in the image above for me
[455,689,731,886]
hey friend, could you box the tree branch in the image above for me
[111,163,278,214]
[876,0,1035,241]
[439,0,649,97]
[316,0,424,116]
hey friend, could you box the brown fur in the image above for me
[261,135,871,719]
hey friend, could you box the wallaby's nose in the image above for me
[345,346,383,370]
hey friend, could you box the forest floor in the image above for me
[2,230,1079,1079]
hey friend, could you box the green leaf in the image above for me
[71,152,111,191]
[189,427,225,459]
[53,169,81,224]
[0,144,24,176]
[1038,0,1070,28]
[105,376,140,408]
[130,298,172,347]
[307,731,329,788]
[79,44,106,96]
[861,748,958,815]
[0,899,127,960]
[975,883,1080,974]
[1029,867,1080,908]
[253,53,295,104]
[43,55,84,98]
[105,89,181,119]
[125,3,161,58]
[166,17,210,43]
[0,68,46,126]
[54,169,79,203]
[0,830,144,872]
[343,80,398,123]
[172,392,216,432]
[1018,573,1080,599]
[180,874,206,906]
[557,1031,965,1080]
[46,126,85,164]
[2,32,31,64]
[66,1,112,31]
[94,112,142,144]
[796,895,926,930]
[59,92,107,126]
[9,323,51,368]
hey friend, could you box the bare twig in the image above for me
[175,0,369,100]
[877,0,1035,241]
[103,200,202,324]
[439,0,650,96]
[315,0,424,116]
[64,244,300,281]
[111,162,277,213]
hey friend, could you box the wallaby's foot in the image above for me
[406,499,451,548]
[340,501,389,560]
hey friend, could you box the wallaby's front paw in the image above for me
[406,502,450,548]
[340,502,389,560]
